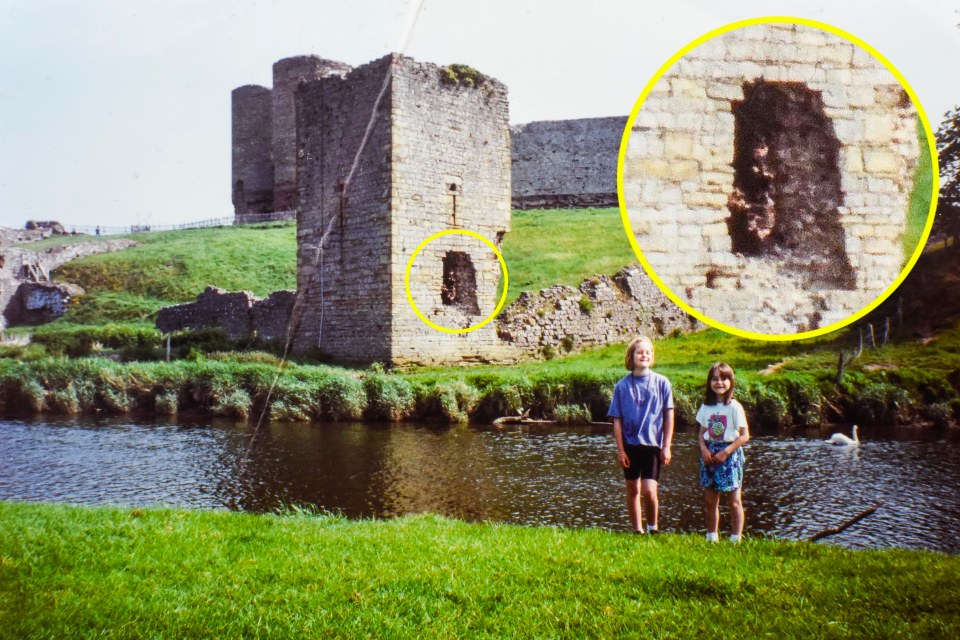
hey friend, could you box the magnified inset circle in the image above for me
[618,16,938,340]
[404,229,509,334]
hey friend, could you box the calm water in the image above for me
[2,417,960,553]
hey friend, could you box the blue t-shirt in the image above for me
[607,371,674,447]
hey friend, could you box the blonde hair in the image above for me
[624,336,654,370]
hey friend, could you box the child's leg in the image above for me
[704,488,720,534]
[640,479,658,530]
[728,488,744,536]
[625,479,643,532]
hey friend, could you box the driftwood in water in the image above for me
[492,416,556,426]
[809,501,884,541]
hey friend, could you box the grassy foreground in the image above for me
[1,502,957,639]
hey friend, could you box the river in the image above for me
[2,417,959,553]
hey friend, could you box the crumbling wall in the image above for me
[4,282,85,326]
[155,286,294,341]
[511,116,627,209]
[496,265,697,356]
[622,23,920,334]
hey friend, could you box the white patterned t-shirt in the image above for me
[696,400,747,443]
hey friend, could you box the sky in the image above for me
[1,0,958,230]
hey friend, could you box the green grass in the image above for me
[50,211,633,322]
[905,118,936,263]
[500,208,635,305]
[1,502,957,639]
[52,222,299,311]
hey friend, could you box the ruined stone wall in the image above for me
[511,116,627,209]
[155,286,294,342]
[293,56,395,361]
[271,56,353,211]
[232,85,274,215]
[622,23,920,334]
[496,265,697,356]
[389,56,513,365]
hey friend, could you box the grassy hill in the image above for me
[49,208,634,324]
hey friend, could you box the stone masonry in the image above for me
[496,265,698,356]
[294,54,513,365]
[622,22,921,334]
[511,116,627,209]
[155,286,295,342]
[232,56,352,221]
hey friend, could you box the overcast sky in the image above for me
[1,0,958,229]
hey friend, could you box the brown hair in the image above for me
[704,362,735,405]
[624,336,654,371]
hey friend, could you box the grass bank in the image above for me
[46,208,632,323]
[1,502,957,639]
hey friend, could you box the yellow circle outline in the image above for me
[403,229,510,334]
[616,15,940,341]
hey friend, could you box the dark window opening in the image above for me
[727,79,854,289]
[441,251,480,315]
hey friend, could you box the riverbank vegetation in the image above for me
[3,190,955,428]
[1,501,957,638]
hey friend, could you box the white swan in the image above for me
[827,424,859,446]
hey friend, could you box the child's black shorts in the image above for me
[623,443,661,481]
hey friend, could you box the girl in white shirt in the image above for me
[695,362,750,543]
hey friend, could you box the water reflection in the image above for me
[1,417,959,553]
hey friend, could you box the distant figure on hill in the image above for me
[95,226,101,237]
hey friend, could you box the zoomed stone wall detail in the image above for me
[623,23,921,334]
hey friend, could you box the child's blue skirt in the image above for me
[700,441,744,492]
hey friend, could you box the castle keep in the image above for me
[290,54,511,364]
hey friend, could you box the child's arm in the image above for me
[698,426,715,464]
[613,417,630,468]
[660,408,674,464]
[713,423,750,463]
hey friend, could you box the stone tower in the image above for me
[293,54,512,365]
[231,55,352,220]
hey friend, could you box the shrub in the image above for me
[99,387,131,414]
[46,385,80,415]
[154,391,179,415]
[578,297,594,314]
[425,380,480,423]
[553,404,592,425]
[269,381,321,422]
[363,371,415,421]
[737,383,788,429]
[850,382,913,425]
[212,389,251,420]
[313,372,366,421]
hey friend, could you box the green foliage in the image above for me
[269,381,322,422]
[736,383,789,429]
[578,296,594,314]
[421,380,480,423]
[439,63,489,88]
[211,389,251,420]
[154,391,178,415]
[45,385,80,415]
[52,223,297,303]
[553,403,592,425]
[850,382,914,425]
[363,369,415,421]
